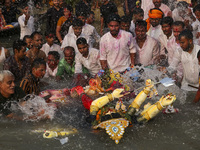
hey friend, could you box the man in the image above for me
[0,70,25,117]
[168,29,200,91]
[61,18,91,54]
[23,35,32,51]
[172,21,185,44]
[133,20,160,66]
[100,0,118,35]
[123,0,137,19]
[18,4,35,40]
[100,14,135,73]
[146,8,164,41]
[75,37,101,76]
[44,51,60,78]
[46,0,63,36]
[26,31,46,64]
[120,15,131,32]
[3,40,31,84]
[75,0,91,16]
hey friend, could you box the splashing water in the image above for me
[10,95,56,121]
[27,0,34,16]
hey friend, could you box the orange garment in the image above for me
[146,9,163,31]
[57,16,67,26]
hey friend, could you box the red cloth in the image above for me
[81,94,93,110]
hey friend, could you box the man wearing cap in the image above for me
[100,14,135,73]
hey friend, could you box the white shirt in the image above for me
[169,44,200,91]
[0,47,6,63]
[18,14,35,40]
[61,33,91,54]
[44,65,58,78]
[100,30,135,72]
[129,21,135,37]
[75,48,101,76]
[147,25,164,41]
[41,43,62,57]
[142,0,153,20]
[133,35,160,66]
[68,23,100,46]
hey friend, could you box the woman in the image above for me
[56,5,73,44]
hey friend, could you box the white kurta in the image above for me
[44,65,58,78]
[100,30,135,72]
[147,25,164,41]
[169,44,200,91]
[75,48,101,76]
[18,14,35,40]
[41,43,62,57]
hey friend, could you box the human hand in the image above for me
[159,94,176,107]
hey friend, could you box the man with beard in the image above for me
[3,40,31,85]
[168,29,200,91]
[100,14,135,73]
[133,20,160,66]
[26,32,46,64]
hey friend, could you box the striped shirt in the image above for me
[20,73,40,95]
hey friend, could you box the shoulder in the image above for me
[14,86,26,98]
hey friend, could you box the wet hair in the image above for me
[72,18,84,27]
[13,39,27,54]
[193,4,200,13]
[197,50,200,58]
[135,20,147,28]
[31,58,46,70]
[0,70,14,82]
[178,29,193,40]
[23,35,31,42]
[63,46,75,55]
[107,13,121,24]
[120,15,131,24]
[63,5,73,12]
[132,8,144,15]
[48,51,60,61]
[30,31,42,40]
[76,37,87,45]
[160,16,174,27]
[173,21,185,28]
[76,11,88,18]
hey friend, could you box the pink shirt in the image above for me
[100,30,135,72]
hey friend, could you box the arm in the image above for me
[194,86,200,103]
[129,34,136,66]
[56,17,63,43]
[130,53,136,66]
[75,55,83,74]
[152,41,161,65]
[100,17,104,36]
[20,79,29,94]
[124,0,129,15]
[100,60,108,70]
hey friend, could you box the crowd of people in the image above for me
[0,0,200,119]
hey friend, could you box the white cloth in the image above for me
[169,44,200,91]
[191,20,200,45]
[44,65,58,78]
[61,33,91,54]
[100,30,135,72]
[75,48,101,76]
[0,47,6,63]
[147,25,164,41]
[41,43,62,57]
[18,14,35,40]
[68,23,100,46]
[141,0,153,20]
[129,21,135,37]
[133,35,160,66]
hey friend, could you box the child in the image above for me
[41,32,62,57]
[18,4,35,40]
[130,8,144,37]
[44,51,60,78]
[20,58,46,95]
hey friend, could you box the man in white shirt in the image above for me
[100,14,136,73]
[133,20,160,66]
[18,4,35,40]
[68,12,100,47]
[44,51,60,78]
[41,32,62,57]
[75,37,101,76]
[61,18,91,54]
[168,29,200,91]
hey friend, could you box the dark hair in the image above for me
[135,20,147,28]
[178,29,193,40]
[107,13,121,24]
[30,31,42,40]
[31,58,46,70]
[121,15,131,23]
[173,21,185,28]
[76,11,88,18]
[13,39,27,54]
[21,3,28,9]
[23,35,31,42]
[133,8,144,15]
[63,46,75,55]
[48,51,60,61]
[193,4,200,13]
[76,37,87,45]
[160,16,174,26]
[177,1,189,8]
[72,18,84,27]
[197,50,200,58]
[63,5,73,13]
[89,11,94,15]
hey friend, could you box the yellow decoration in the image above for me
[93,118,129,144]
[43,128,78,138]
